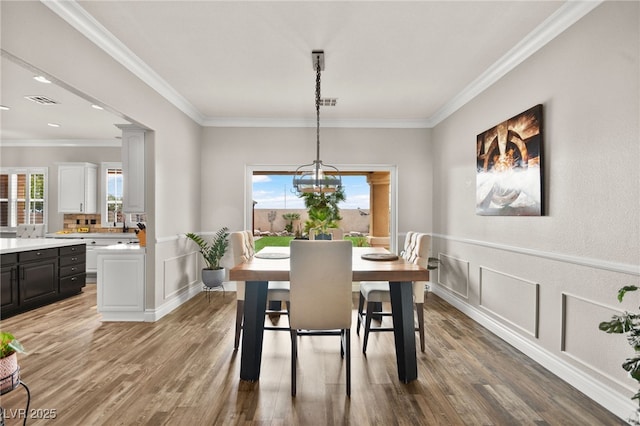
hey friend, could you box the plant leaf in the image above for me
[618,285,639,303]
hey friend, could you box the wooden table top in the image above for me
[229,245,429,282]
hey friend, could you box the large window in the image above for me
[101,162,146,227]
[0,168,47,230]
[246,165,398,252]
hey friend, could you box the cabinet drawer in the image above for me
[1,253,17,265]
[60,263,86,277]
[59,274,86,294]
[19,248,57,262]
[60,244,86,256]
[59,253,85,267]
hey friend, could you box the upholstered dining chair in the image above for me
[229,231,290,350]
[289,240,353,397]
[15,224,45,238]
[356,232,431,353]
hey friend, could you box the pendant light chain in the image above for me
[315,56,321,163]
[292,50,342,195]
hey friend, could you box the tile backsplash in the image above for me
[62,214,135,234]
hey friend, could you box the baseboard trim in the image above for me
[431,285,636,423]
[145,283,203,322]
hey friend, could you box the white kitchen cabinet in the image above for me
[119,126,146,213]
[97,246,145,321]
[58,163,98,213]
[85,236,138,273]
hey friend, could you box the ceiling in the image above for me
[1,0,601,144]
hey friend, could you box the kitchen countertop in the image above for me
[45,232,138,239]
[1,238,89,254]
[95,243,145,253]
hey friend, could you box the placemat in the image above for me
[360,253,399,261]
[255,252,290,259]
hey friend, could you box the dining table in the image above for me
[229,245,429,384]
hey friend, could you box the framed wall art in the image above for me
[476,104,544,216]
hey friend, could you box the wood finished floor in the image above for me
[0,285,625,425]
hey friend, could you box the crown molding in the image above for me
[41,0,206,125]
[43,0,602,129]
[202,116,433,129]
[1,139,122,147]
[428,0,603,127]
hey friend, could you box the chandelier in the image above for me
[292,51,342,195]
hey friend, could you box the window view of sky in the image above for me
[252,174,370,210]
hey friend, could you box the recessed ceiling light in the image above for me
[33,75,52,84]
[0,105,10,111]
[91,104,104,110]
[47,123,60,128]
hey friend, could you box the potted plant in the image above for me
[299,187,345,239]
[599,285,640,425]
[185,227,230,289]
[0,331,26,394]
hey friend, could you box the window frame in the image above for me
[245,164,398,253]
[100,162,146,228]
[0,167,48,232]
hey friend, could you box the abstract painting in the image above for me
[476,104,544,216]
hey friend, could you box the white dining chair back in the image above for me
[357,231,431,353]
[288,240,353,396]
[16,224,45,238]
[229,231,290,350]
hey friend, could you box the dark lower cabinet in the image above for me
[1,253,19,317]
[0,244,86,319]
[59,244,86,295]
[20,255,58,306]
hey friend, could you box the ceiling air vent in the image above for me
[24,95,59,105]
[319,98,337,107]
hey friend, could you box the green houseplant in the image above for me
[599,285,640,424]
[185,227,230,288]
[299,187,345,238]
[0,331,26,393]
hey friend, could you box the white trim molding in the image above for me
[431,233,639,276]
[42,0,603,129]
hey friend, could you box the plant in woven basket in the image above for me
[0,331,26,393]
[0,331,25,359]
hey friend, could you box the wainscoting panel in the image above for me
[437,253,469,298]
[479,267,539,338]
[562,293,636,392]
[163,251,199,300]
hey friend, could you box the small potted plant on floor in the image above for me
[185,227,230,289]
[0,331,26,394]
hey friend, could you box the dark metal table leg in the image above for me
[389,281,418,383]
[239,280,268,381]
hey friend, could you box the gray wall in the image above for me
[200,126,433,239]
[430,1,639,419]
